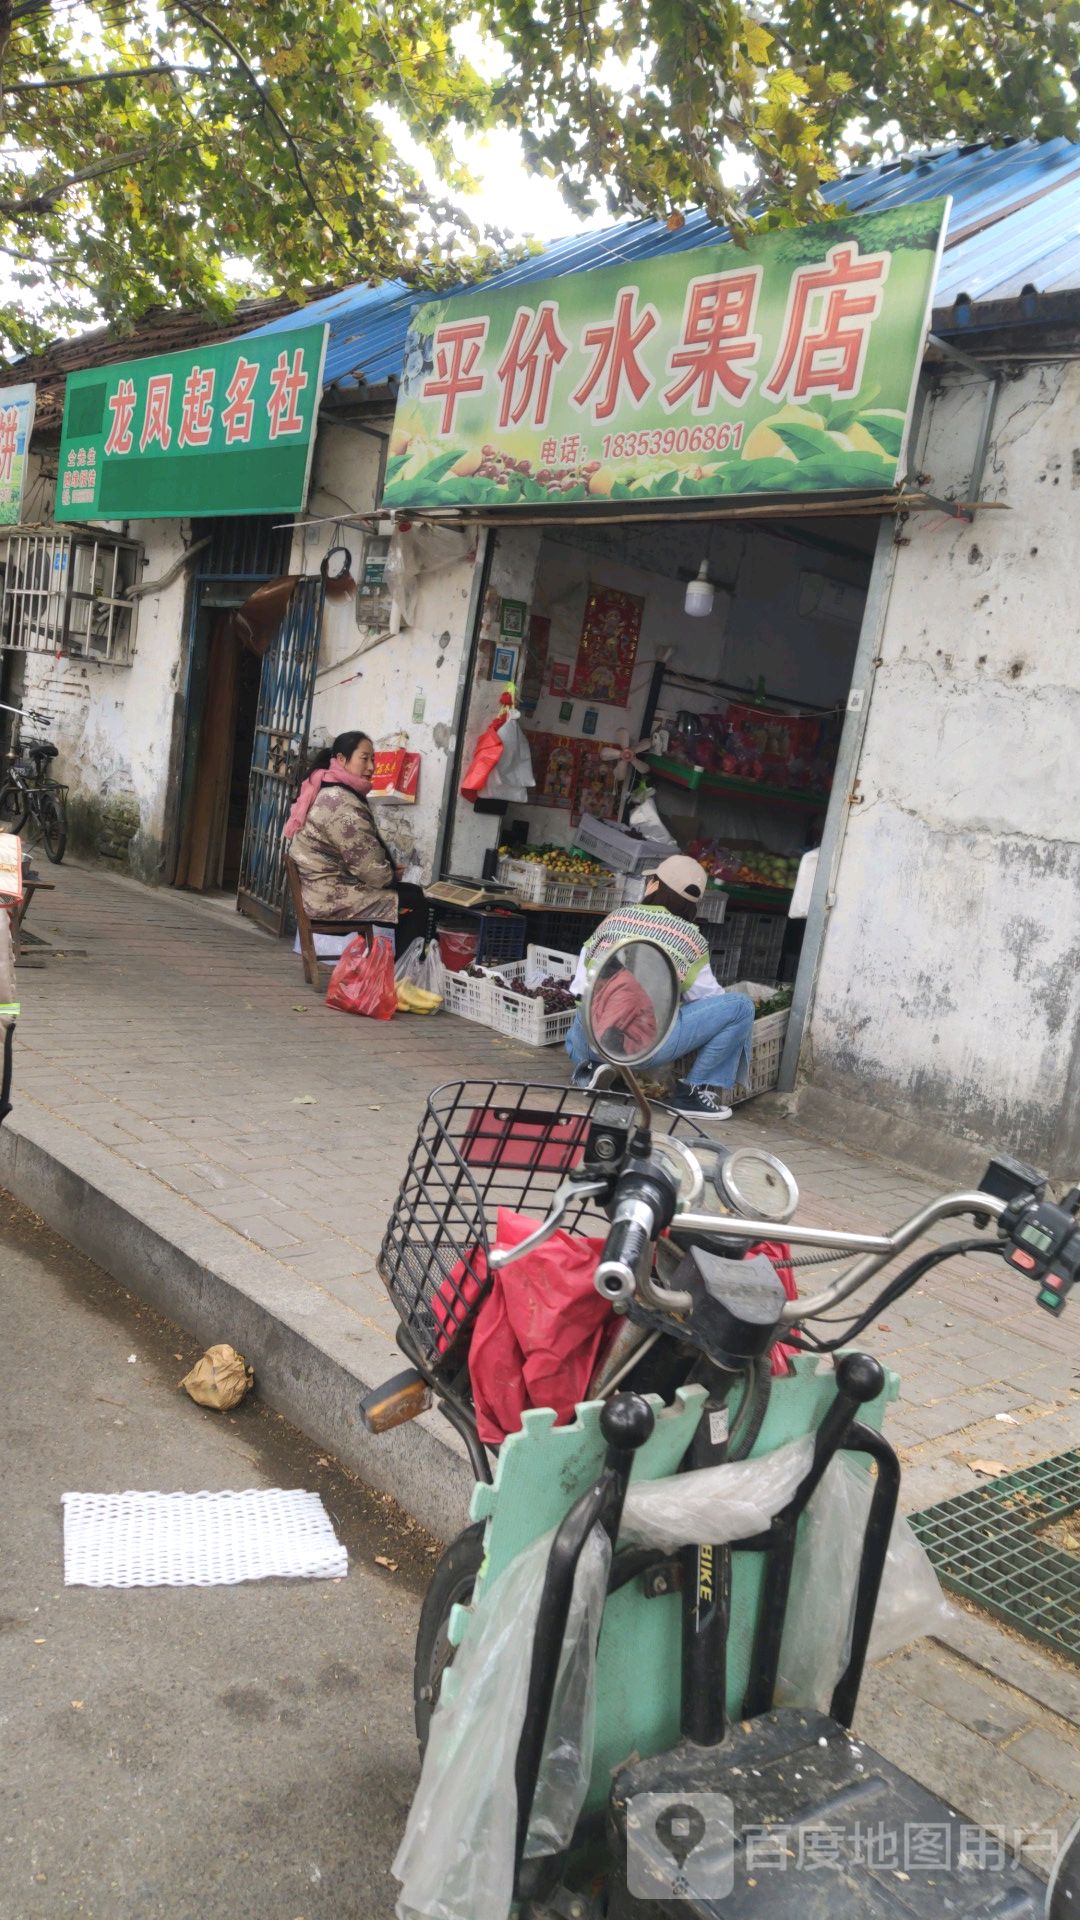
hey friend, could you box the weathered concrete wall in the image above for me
[804,362,1080,1178]
[15,463,190,879]
[291,418,482,880]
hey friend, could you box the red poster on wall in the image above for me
[570,585,643,706]
[527,731,579,810]
[574,745,619,824]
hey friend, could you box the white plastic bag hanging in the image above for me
[628,787,673,842]
[394,936,445,997]
[394,1524,610,1920]
[385,524,478,626]
[481,712,535,804]
[776,1453,951,1712]
[619,1435,814,1552]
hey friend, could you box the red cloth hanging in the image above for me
[466,1208,614,1444]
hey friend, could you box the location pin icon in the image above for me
[655,1801,707,1878]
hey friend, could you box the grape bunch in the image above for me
[508,974,577,1013]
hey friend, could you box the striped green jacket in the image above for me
[579,903,708,993]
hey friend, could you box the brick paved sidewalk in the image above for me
[13,863,1078,1513]
[8,863,1080,1866]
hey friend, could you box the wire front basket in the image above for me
[378,1080,624,1373]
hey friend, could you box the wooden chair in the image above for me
[285,856,373,994]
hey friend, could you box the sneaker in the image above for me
[571,1064,595,1090]
[669,1081,733,1121]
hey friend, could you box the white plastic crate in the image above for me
[697,887,729,926]
[615,870,648,906]
[496,854,617,912]
[440,947,572,1029]
[575,813,678,874]
[495,855,547,902]
[489,943,578,1047]
[440,967,493,1023]
[722,980,791,1103]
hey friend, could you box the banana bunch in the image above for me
[396,978,443,1015]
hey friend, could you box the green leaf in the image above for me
[770,422,843,460]
[411,448,468,485]
[724,458,802,492]
[828,382,882,432]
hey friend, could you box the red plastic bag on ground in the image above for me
[468,1207,614,1444]
[325,932,397,1019]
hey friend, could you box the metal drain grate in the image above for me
[911,1448,1080,1666]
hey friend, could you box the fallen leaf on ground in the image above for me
[968,1458,1007,1477]
[70,1700,83,1710]
[995,1412,1019,1424]
[375,1555,399,1572]
[292,1094,317,1105]
[127,1353,137,1364]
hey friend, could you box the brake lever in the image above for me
[487,1175,610,1271]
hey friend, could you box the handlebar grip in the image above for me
[595,1203,657,1303]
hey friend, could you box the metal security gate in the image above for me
[237,576,323,932]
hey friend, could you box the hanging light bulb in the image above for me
[684,559,714,618]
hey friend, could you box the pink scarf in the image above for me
[284,765,373,839]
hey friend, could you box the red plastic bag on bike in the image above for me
[324,932,397,1020]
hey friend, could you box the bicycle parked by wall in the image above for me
[0,700,67,864]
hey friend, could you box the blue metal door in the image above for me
[237,575,323,933]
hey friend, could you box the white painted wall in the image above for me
[10,454,190,877]
[805,362,1080,1175]
[291,417,482,880]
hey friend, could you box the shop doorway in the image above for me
[445,507,878,1020]
[173,515,294,899]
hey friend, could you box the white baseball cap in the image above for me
[644,854,708,904]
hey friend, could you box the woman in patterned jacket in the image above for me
[286,731,424,949]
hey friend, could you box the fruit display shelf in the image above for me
[496,851,618,912]
[643,752,829,813]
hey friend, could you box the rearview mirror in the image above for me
[582,937,680,1069]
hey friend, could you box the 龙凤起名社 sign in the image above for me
[0,382,36,525]
[382,201,948,512]
[55,325,327,523]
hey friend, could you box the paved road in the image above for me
[0,1190,432,1920]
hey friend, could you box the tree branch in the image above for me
[164,0,333,232]
[4,62,204,91]
[0,141,155,215]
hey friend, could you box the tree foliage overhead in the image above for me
[1,0,1078,362]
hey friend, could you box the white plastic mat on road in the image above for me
[62,1488,348,1586]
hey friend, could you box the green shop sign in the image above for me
[56,324,328,522]
[383,201,948,513]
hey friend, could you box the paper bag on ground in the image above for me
[181,1343,253,1410]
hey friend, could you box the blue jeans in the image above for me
[566,992,755,1089]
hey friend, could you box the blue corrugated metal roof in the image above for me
[248,138,1080,389]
